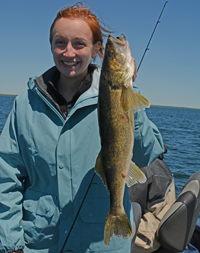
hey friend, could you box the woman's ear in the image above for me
[92,41,101,58]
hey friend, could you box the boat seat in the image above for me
[156,170,200,253]
[131,202,142,246]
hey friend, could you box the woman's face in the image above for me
[51,18,100,81]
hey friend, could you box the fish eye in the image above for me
[108,50,114,57]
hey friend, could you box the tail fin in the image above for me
[104,209,133,246]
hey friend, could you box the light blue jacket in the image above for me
[0,67,164,253]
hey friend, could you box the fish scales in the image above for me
[95,34,150,246]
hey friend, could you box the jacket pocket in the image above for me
[22,189,59,247]
[80,198,127,252]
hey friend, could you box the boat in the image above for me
[131,170,200,253]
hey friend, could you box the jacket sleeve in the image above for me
[0,99,27,253]
[132,83,164,168]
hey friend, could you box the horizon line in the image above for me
[0,93,200,111]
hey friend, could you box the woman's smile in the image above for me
[63,61,78,66]
[62,60,79,67]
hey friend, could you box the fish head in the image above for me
[102,34,134,88]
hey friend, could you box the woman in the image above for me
[0,3,165,253]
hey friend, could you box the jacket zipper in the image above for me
[35,88,65,123]
[66,94,98,120]
[35,87,98,123]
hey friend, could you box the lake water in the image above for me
[0,95,200,218]
[146,106,200,197]
[0,96,15,134]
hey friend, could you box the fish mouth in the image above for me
[106,34,128,57]
[106,34,128,71]
[103,34,134,86]
[107,34,127,47]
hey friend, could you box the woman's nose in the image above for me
[63,43,75,58]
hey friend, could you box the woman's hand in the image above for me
[132,57,137,82]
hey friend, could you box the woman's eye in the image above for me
[56,40,64,45]
[75,41,86,47]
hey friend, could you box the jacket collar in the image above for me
[28,65,100,102]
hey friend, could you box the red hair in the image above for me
[49,2,113,59]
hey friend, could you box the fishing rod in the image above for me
[137,1,168,72]
[60,172,96,252]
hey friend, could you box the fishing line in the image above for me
[60,171,96,253]
[137,1,168,72]
[69,196,98,252]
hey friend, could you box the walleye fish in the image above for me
[95,34,150,246]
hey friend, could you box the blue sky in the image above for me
[0,0,199,109]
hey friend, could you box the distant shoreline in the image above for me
[149,105,200,111]
[0,94,17,97]
[0,94,199,110]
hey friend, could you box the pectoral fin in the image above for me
[95,152,109,193]
[126,161,147,187]
[122,85,150,112]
